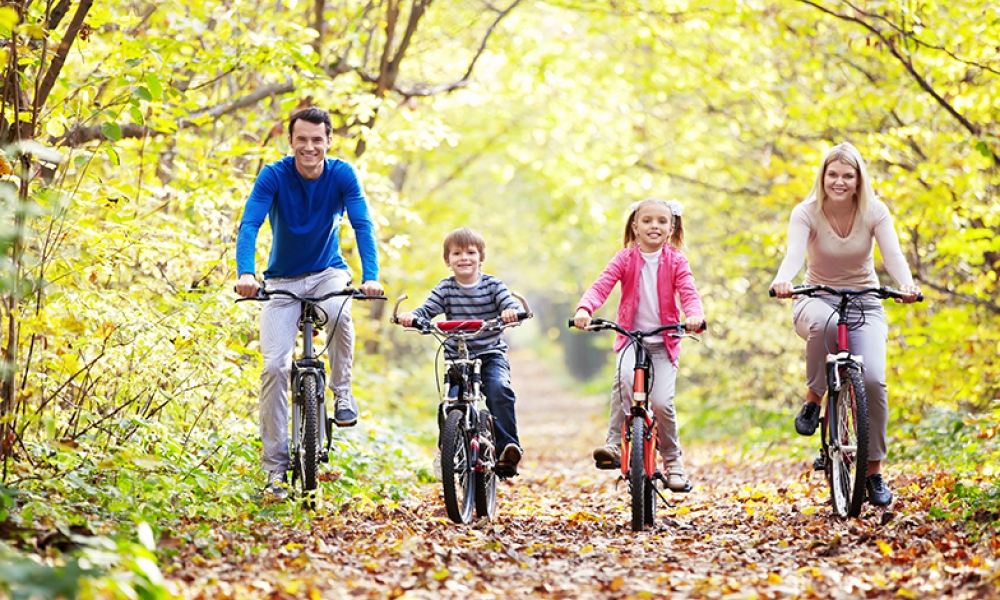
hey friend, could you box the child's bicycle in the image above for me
[568,318,705,531]
[238,285,386,507]
[392,293,532,524]
[770,285,922,518]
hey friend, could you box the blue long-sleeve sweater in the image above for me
[236,157,379,281]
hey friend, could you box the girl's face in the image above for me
[823,160,859,206]
[631,203,674,252]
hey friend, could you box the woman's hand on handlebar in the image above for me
[896,283,921,304]
[573,309,592,330]
[360,280,384,297]
[770,281,794,299]
[235,273,260,298]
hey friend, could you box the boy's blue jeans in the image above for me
[479,353,520,453]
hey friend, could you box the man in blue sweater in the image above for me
[235,107,384,500]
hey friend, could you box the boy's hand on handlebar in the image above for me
[396,311,415,327]
[235,273,260,298]
[770,281,794,299]
[501,308,520,324]
[685,318,705,332]
[360,280,384,296]
[896,283,921,304]
[573,309,592,330]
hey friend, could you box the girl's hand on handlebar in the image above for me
[501,308,520,324]
[770,281,794,299]
[573,309,592,330]
[685,317,705,332]
[235,273,260,298]
[360,280,384,296]
[897,283,921,304]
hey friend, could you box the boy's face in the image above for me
[445,244,482,284]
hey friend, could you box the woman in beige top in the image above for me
[770,142,921,507]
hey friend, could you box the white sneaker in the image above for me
[264,470,289,501]
[433,451,442,481]
[664,458,691,492]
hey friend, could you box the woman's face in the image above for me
[823,160,859,205]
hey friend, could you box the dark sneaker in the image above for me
[333,394,358,427]
[496,443,522,477]
[264,471,288,501]
[794,402,821,436]
[813,452,825,471]
[866,473,893,506]
[592,445,622,470]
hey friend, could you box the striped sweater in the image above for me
[411,274,522,357]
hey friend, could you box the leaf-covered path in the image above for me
[170,350,999,599]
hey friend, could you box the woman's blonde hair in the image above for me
[622,198,685,250]
[807,142,876,227]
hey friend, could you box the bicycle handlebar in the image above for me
[390,291,533,337]
[768,285,923,303]
[566,317,707,339]
[235,286,387,303]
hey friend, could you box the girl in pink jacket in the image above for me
[572,199,705,491]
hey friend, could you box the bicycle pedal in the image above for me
[595,460,621,471]
[319,451,329,464]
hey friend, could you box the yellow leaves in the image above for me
[767,573,783,585]
[0,150,10,177]
[896,588,919,599]
[578,544,594,555]
[0,6,18,33]
[876,539,894,557]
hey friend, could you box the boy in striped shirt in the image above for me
[396,228,525,477]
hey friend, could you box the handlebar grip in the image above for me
[696,320,708,333]
[412,317,431,331]
[517,311,530,321]
[567,319,575,329]
[768,288,776,298]
[917,293,924,302]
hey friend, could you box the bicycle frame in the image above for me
[621,342,657,481]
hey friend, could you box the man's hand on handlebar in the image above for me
[235,273,260,298]
[360,280,384,297]
[572,308,592,330]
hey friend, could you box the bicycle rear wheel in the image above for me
[299,372,321,507]
[474,409,498,520]
[629,417,647,532]
[441,409,476,524]
[828,368,869,518]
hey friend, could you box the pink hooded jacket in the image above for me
[576,245,704,363]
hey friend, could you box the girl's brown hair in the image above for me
[622,199,685,250]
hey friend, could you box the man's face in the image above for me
[289,120,331,172]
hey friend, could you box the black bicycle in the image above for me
[238,285,385,506]
[770,285,921,517]
[568,318,704,531]
[392,293,532,524]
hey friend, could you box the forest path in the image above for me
[169,349,997,599]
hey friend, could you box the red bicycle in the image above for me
[568,318,704,531]
[770,285,922,517]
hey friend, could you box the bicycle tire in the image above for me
[474,409,498,520]
[441,409,476,524]
[629,417,646,532]
[828,368,869,518]
[300,372,321,506]
[643,422,657,527]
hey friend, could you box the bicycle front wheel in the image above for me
[828,368,870,518]
[629,417,647,532]
[643,421,658,527]
[299,372,321,506]
[441,409,476,524]
[474,409,498,520]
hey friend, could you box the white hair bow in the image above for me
[629,199,683,217]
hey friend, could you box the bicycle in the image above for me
[392,292,532,524]
[770,285,922,518]
[567,318,705,532]
[238,285,386,506]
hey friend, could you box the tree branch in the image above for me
[36,0,94,109]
